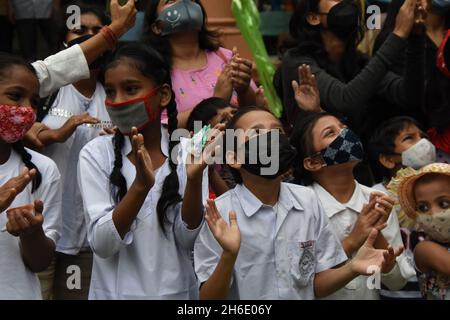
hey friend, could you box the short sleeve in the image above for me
[194,222,223,284]
[313,195,348,273]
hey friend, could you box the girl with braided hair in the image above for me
[0,52,62,299]
[78,42,211,300]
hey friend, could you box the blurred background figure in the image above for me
[8,0,60,61]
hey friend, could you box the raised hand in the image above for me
[394,0,422,39]
[348,194,391,250]
[292,64,321,113]
[109,0,138,38]
[186,124,225,180]
[0,168,36,212]
[130,127,155,190]
[3,200,44,238]
[381,245,404,274]
[350,229,389,276]
[205,199,241,257]
[230,47,253,95]
[24,122,48,151]
[214,63,234,102]
[255,85,269,110]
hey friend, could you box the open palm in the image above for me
[205,199,241,256]
[351,229,388,276]
[292,64,321,113]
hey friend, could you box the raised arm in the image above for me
[33,0,137,97]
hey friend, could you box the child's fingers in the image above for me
[229,211,238,228]
[395,246,404,257]
[292,80,300,92]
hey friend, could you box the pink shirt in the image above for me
[161,47,239,124]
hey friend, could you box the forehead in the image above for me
[313,115,342,131]
[104,59,147,82]
[79,12,103,25]
[0,65,39,92]
[234,110,281,130]
[414,174,450,195]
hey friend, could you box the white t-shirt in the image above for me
[309,181,416,300]
[0,148,62,300]
[78,127,209,299]
[42,83,110,255]
[194,183,348,300]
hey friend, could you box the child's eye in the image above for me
[439,200,450,210]
[417,203,430,213]
[125,86,139,95]
[6,92,21,102]
[105,88,115,99]
[402,135,413,142]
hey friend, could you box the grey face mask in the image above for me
[105,87,160,136]
[156,0,204,36]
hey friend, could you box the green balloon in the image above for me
[231,0,283,118]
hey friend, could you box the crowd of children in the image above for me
[0,0,449,300]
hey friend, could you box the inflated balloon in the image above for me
[231,0,283,118]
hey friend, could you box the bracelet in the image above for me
[100,26,118,50]
[48,108,114,130]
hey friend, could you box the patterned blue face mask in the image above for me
[317,128,364,167]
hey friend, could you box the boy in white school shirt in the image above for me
[194,107,399,300]
[290,112,415,300]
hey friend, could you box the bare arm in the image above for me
[415,240,450,276]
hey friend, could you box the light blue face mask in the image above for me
[156,0,204,36]
[432,0,450,13]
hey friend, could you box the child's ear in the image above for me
[159,84,172,109]
[306,12,321,27]
[304,155,325,172]
[151,22,162,35]
[379,154,397,170]
[226,150,241,170]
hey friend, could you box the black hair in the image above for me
[280,0,366,80]
[290,112,333,185]
[103,42,182,234]
[186,97,231,133]
[368,116,424,183]
[0,52,42,192]
[58,0,111,45]
[143,0,221,66]
[223,106,278,185]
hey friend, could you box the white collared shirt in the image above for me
[309,181,415,300]
[0,149,61,300]
[42,83,110,255]
[194,183,348,300]
[78,127,208,300]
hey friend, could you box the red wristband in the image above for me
[101,26,118,49]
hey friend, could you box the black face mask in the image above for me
[67,34,106,70]
[241,131,297,180]
[326,1,360,40]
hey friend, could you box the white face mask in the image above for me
[402,139,437,170]
[416,209,450,244]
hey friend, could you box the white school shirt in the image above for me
[42,83,110,255]
[194,183,348,300]
[0,148,62,300]
[78,127,209,300]
[32,44,90,98]
[309,181,416,300]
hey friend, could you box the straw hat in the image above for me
[388,163,450,219]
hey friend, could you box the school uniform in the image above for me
[42,83,110,255]
[78,127,208,300]
[194,183,348,300]
[309,181,416,300]
[0,148,62,300]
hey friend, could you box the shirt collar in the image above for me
[234,183,304,218]
[123,125,170,158]
[312,181,363,219]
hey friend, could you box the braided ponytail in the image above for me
[11,141,42,193]
[156,91,182,234]
[110,131,127,203]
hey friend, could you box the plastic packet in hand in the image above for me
[188,125,211,158]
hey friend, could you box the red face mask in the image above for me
[0,105,36,144]
[437,29,450,78]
